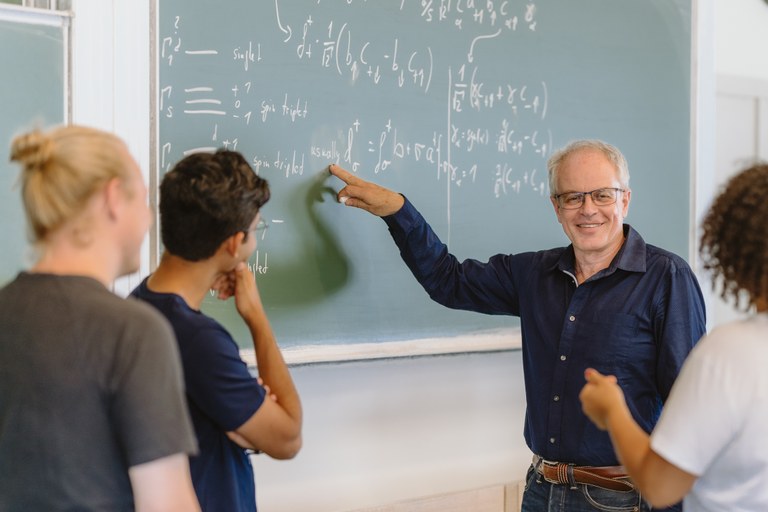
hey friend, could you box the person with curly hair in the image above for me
[580,162,768,511]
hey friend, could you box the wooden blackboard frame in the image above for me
[150,0,701,365]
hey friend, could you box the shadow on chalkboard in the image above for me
[257,170,350,306]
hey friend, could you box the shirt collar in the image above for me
[553,224,647,276]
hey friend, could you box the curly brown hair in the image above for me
[700,163,768,310]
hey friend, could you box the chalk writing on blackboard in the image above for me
[159,1,552,261]
[157,0,694,348]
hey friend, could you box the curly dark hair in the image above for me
[160,149,270,261]
[700,163,768,310]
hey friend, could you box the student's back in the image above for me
[0,274,190,509]
[650,313,768,511]
[131,281,260,511]
[0,125,200,511]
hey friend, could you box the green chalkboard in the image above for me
[0,7,69,286]
[156,0,692,349]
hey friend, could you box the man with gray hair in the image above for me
[330,139,705,511]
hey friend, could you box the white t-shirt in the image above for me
[651,314,768,512]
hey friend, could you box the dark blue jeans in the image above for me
[520,464,680,512]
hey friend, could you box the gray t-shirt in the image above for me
[0,273,198,511]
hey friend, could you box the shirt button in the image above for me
[553,395,560,401]
[549,437,556,444]
[569,315,576,321]
[560,355,567,361]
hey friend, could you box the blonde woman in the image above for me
[0,125,200,511]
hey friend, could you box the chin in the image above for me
[118,260,141,278]
[572,236,609,252]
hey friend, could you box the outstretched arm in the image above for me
[330,163,520,315]
[579,369,696,507]
[328,164,404,216]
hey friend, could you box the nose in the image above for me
[579,193,598,214]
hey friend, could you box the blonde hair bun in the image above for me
[10,130,55,174]
[10,124,130,243]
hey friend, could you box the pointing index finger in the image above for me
[329,164,361,185]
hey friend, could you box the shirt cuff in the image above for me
[383,195,421,238]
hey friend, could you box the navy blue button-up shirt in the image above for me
[384,198,706,466]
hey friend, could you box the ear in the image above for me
[221,231,246,258]
[103,177,124,221]
[550,196,564,225]
[621,188,631,217]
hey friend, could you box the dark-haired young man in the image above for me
[131,150,302,512]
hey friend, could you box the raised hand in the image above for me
[211,270,237,300]
[579,368,624,431]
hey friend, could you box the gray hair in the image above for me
[547,139,630,195]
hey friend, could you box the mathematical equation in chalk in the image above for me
[159,1,551,205]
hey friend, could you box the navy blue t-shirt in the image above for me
[132,278,266,512]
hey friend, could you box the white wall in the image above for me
[69,0,150,295]
[63,0,768,510]
[706,0,768,327]
[255,353,528,512]
[715,0,768,82]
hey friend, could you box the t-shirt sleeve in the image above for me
[650,331,747,476]
[182,324,266,432]
[109,304,198,467]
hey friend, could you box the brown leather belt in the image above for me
[533,455,635,492]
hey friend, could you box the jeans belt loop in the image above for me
[532,453,544,484]
[566,464,578,490]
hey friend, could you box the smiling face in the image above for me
[551,147,631,261]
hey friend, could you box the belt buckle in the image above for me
[532,454,560,468]
[533,455,578,490]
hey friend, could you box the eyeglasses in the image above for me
[553,188,625,210]
[242,219,268,240]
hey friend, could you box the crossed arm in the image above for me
[213,261,303,460]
